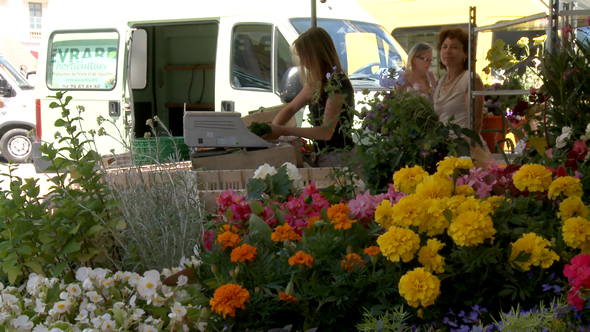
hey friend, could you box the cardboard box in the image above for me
[191,143,302,170]
[241,106,297,127]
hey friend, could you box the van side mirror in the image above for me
[279,66,303,103]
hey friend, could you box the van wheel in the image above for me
[0,128,33,163]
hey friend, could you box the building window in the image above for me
[29,3,42,30]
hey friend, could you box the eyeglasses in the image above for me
[416,56,433,63]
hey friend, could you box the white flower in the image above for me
[34,298,46,313]
[174,289,189,302]
[91,313,111,329]
[197,322,208,332]
[137,270,160,298]
[3,293,18,305]
[254,163,277,179]
[131,308,144,321]
[76,267,92,282]
[26,273,41,295]
[53,300,69,314]
[49,329,63,332]
[282,162,301,181]
[139,324,157,332]
[129,295,137,308]
[76,309,89,321]
[126,273,141,286]
[162,269,173,278]
[515,136,528,154]
[113,271,124,280]
[101,319,116,332]
[171,302,186,320]
[152,294,167,307]
[177,275,188,287]
[11,315,34,331]
[32,324,49,332]
[82,278,94,290]
[67,284,82,297]
[161,285,174,298]
[86,291,103,303]
[556,126,573,149]
[101,277,114,288]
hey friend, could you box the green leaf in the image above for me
[250,200,264,216]
[86,225,104,236]
[443,210,453,223]
[69,222,82,235]
[24,261,44,275]
[248,214,272,237]
[52,261,69,277]
[62,241,82,255]
[112,307,125,326]
[8,265,21,284]
[17,245,33,256]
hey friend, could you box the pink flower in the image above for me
[586,16,590,25]
[202,230,215,251]
[564,254,590,288]
[562,25,572,38]
[545,148,553,159]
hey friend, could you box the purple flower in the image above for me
[542,283,553,292]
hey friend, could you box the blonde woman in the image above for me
[397,42,437,96]
[265,27,355,167]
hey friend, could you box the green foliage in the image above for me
[246,165,295,202]
[0,92,124,284]
[248,121,272,137]
[485,39,519,72]
[351,89,480,192]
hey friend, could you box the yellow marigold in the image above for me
[509,233,558,271]
[375,200,395,229]
[415,175,453,200]
[209,283,250,318]
[418,239,446,274]
[487,196,505,209]
[420,198,449,236]
[563,217,590,250]
[391,195,426,228]
[271,224,302,242]
[220,224,239,233]
[288,251,313,268]
[548,176,583,199]
[393,165,428,194]
[341,253,365,272]
[436,156,474,176]
[455,185,475,196]
[558,196,590,221]
[216,231,241,250]
[364,246,381,256]
[448,211,496,247]
[328,203,357,230]
[377,226,421,263]
[443,195,466,219]
[230,243,257,263]
[398,268,441,308]
[278,292,297,303]
[512,164,552,192]
[457,196,493,216]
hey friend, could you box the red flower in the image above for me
[566,140,588,171]
[567,286,585,311]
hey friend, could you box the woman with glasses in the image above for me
[397,42,437,96]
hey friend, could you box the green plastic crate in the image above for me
[133,136,190,165]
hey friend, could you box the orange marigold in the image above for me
[271,224,302,242]
[328,203,357,230]
[220,224,239,233]
[364,246,381,256]
[341,253,365,272]
[307,216,321,229]
[278,292,297,303]
[230,243,257,262]
[209,283,250,318]
[288,251,314,268]
[216,231,241,250]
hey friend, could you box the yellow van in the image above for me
[355,0,549,79]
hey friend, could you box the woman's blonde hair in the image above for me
[292,27,345,90]
[405,42,433,79]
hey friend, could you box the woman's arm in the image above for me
[271,85,313,126]
[266,92,345,141]
[464,75,484,134]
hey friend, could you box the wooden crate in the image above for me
[191,143,302,170]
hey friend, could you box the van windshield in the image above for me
[0,56,34,90]
[290,18,406,88]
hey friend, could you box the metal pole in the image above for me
[311,0,317,27]
[468,6,477,136]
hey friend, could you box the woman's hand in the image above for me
[262,123,283,140]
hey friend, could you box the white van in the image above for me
[0,54,35,163]
[32,0,406,171]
